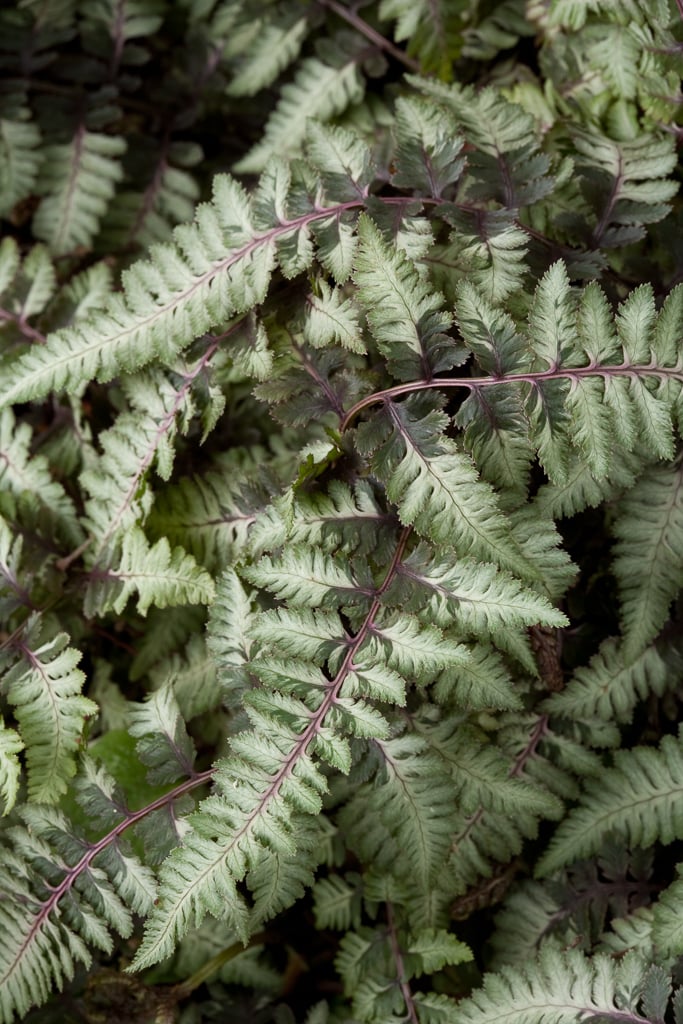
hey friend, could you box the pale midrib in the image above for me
[93,344,217,557]
[470,1000,650,1024]
[16,642,74,789]
[52,124,86,255]
[390,403,524,573]
[5,199,368,405]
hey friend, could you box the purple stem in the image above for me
[340,361,683,431]
[4,528,413,989]
[452,715,548,851]
[592,149,624,247]
[91,340,218,559]
[1,769,214,988]
[317,0,420,72]
[213,527,412,851]
[0,308,47,344]
[386,899,419,1024]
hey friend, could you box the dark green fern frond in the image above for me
[33,129,126,256]
[538,731,683,876]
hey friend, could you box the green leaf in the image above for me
[408,929,472,975]
[365,396,538,580]
[2,622,96,803]
[304,280,365,353]
[236,43,366,173]
[354,215,458,380]
[392,96,465,198]
[84,529,215,617]
[538,732,683,875]
[33,130,126,255]
[0,718,23,815]
[451,947,650,1024]
[0,110,42,218]
[244,545,372,609]
[612,460,683,657]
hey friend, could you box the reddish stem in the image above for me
[386,899,419,1024]
[340,361,683,431]
[0,769,213,992]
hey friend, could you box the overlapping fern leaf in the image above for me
[2,1,683,1020]
[0,691,205,1022]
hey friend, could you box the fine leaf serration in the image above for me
[1,1,683,1022]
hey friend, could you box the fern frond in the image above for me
[336,915,469,1023]
[0,164,366,405]
[244,545,373,609]
[0,763,195,1024]
[545,0,633,30]
[442,721,569,895]
[386,543,567,635]
[463,0,535,62]
[250,606,348,663]
[304,279,365,354]
[151,461,275,571]
[0,240,56,343]
[600,907,655,959]
[129,747,326,967]
[492,841,656,966]
[428,210,529,306]
[148,634,219,721]
[0,718,23,815]
[452,946,652,1024]
[457,386,533,508]
[128,686,197,785]
[82,358,215,557]
[355,270,683,489]
[131,530,420,968]
[130,605,206,681]
[411,77,553,208]
[206,567,257,703]
[80,0,165,47]
[0,107,42,218]
[313,872,363,932]
[360,394,538,581]
[391,95,465,199]
[83,528,215,617]
[0,845,90,1024]
[432,643,519,710]
[306,119,374,208]
[571,128,678,248]
[102,140,202,250]
[235,36,366,173]
[533,447,640,520]
[226,7,310,97]
[1,619,96,803]
[612,459,683,657]
[339,733,463,894]
[0,407,80,552]
[544,634,682,724]
[33,129,126,255]
[650,870,683,958]
[286,480,395,559]
[364,613,468,681]
[538,732,683,876]
[354,214,460,380]
[379,0,465,76]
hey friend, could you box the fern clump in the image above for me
[1,1,683,1022]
